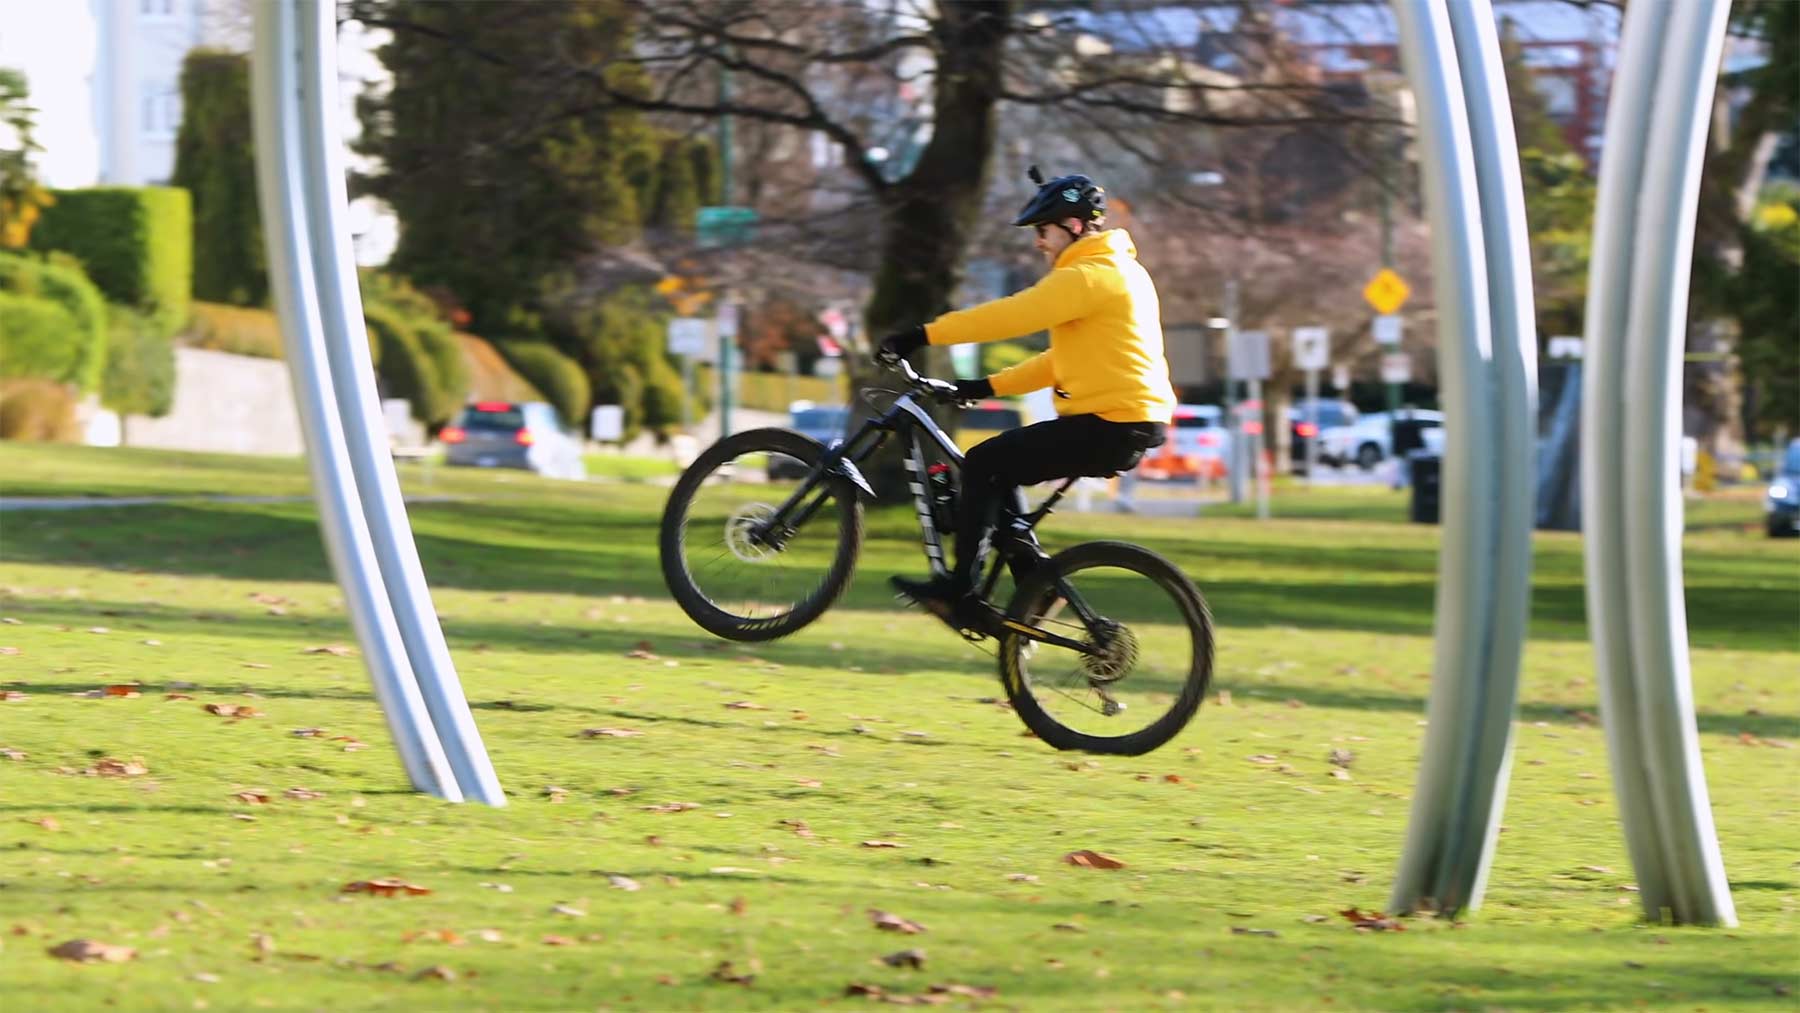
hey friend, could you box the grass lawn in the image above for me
[0,441,1794,1012]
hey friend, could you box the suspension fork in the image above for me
[754,426,890,548]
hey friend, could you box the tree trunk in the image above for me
[852,1,1013,498]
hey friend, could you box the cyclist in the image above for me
[877,167,1175,631]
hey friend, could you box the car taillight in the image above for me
[1197,433,1218,447]
[439,426,466,444]
[514,429,536,446]
[474,401,512,412]
[1296,422,1318,438]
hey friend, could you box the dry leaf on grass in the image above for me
[932,983,998,999]
[861,840,905,849]
[882,948,927,969]
[607,875,641,892]
[543,786,568,803]
[203,703,262,719]
[303,644,355,656]
[1230,926,1280,938]
[2,747,27,760]
[342,878,431,897]
[251,932,275,956]
[232,790,270,805]
[550,904,586,917]
[779,818,815,838]
[163,693,193,701]
[643,802,699,813]
[400,929,464,946]
[28,816,60,831]
[291,727,327,738]
[541,934,578,946]
[580,727,641,738]
[729,896,747,916]
[413,964,456,981]
[89,757,147,777]
[1,690,28,701]
[1063,850,1125,870]
[102,685,140,698]
[1339,907,1406,932]
[47,939,136,963]
[724,700,766,710]
[709,960,756,985]
[869,909,927,934]
[333,736,368,752]
[283,788,325,800]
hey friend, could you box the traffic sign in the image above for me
[1363,268,1411,315]
[716,303,740,339]
[1372,313,1404,347]
[666,317,711,358]
[1228,330,1270,381]
[1380,352,1413,384]
[697,205,758,248]
[1292,326,1329,371]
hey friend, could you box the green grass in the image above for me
[0,441,1795,1011]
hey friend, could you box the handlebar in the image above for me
[875,352,974,406]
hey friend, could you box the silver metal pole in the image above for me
[295,0,504,806]
[251,0,458,800]
[1249,377,1267,519]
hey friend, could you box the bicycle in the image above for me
[657,357,1214,756]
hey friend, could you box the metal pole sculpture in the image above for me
[252,0,505,806]
[1580,0,1735,926]
[1388,0,1537,918]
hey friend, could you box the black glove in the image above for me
[954,377,994,402]
[876,325,928,363]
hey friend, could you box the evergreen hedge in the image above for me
[173,50,265,307]
[30,186,192,336]
[0,290,82,385]
[102,305,176,418]
[494,340,590,427]
[0,251,108,391]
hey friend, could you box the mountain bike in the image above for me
[658,357,1213,756]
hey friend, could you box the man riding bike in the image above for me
[878,167,1176,631]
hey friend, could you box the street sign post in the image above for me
[666,317,714,432]
[696,206,758,248]
[1293,326,1329,483]
[1372,313,1404,347]
[1230,330,1271,518]
[1380,352,1414,384]
[716,302,740,439]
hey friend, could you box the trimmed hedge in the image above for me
[173,50,265,306]
[494,339,589,427]
[0,251,109,391]
[30,186,192,336]
[360,271,468,428]
[102,305,176,418]
[186,300,382,368]
[0,290,83,385]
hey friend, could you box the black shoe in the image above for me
[890,575,994,635]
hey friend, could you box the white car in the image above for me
[1318,409,1444,471]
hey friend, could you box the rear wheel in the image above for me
[1355,442,1382,471]
[659,428,863,641]
[998,541,1212,755]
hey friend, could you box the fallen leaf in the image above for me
[862,840,905,849]
[1063,850,1125,870]
[729,896,747,916]
[643,802,699,814]
[474,929,503,943]
[1,690,27,701]
[550,904,586,917]
[1051,922,1085,933]
[413,964,455,981]
[303,644,355,656]
[1248,754,1279,764]
[1163,773,1182,783]
[291,727,327,738]
[251,932,275,957]
[203,703,262,719]
[1329,768,1353,781]
[725,700,766,710]
[87,627,110,635]
[1,747,27,760]
[882,948,927,969]
[794,778,822,788]
[89,757,147,777]
[233,790,270,805]
[930,983,998,999]
[283,788,325,800]
[163,693,194,701]
[1230,926,1280,938]
[779,818,815,838]
[869,909,926,934]
[102,684,140,698]
[47,939,136,963]
[342,878,431,897]
[709,960,755,985]
[333,736,368,752]
[541,934,578,946]
[1339,907,1406,932]
[1005,873,1039,883]
[543,786,568,804]
[580,727,641,738]
[607,875,641,892]
[28,816,60,831]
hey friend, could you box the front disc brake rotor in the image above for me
[724,504,779,562]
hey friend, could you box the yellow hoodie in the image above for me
[924,228,1175,425]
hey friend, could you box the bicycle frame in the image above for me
[752,384,1105,658]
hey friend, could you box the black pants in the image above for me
[952,414,1166,588]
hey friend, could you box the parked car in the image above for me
[1288,398,1360,472]
[1318,408,1444,471]
[1767,438,1800,538]
[769,402,851,478]
[1139,403,1229,480]
[439,401,587,480]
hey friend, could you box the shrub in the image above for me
[363,300,442,425]
[172,50,265,306]
[456,332,542,403]
[102,305,175,418]
[493,339,589,427]
[30,186,192,336]
[187,301,283,358]
[0,289,82,385]
[360,271,467,427]
[0,376,78,441]
[0,250,108,390]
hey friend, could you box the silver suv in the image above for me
[440,401,587,481]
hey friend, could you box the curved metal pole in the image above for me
[1388,0,1535,918]
[294,0,505,806]
[251,0,458,800]
[1585,0,1736,926]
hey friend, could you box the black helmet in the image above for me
[1012,165,1106,228]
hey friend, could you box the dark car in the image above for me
[439,401,587,480]
[1767,438,1800,537]
[1287,398,1359,473]
[770,403,851,479]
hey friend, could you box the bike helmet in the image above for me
[1012,165,1107,228]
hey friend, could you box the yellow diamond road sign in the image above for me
[1363,268,1411,315]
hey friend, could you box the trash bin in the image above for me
[1409,451,1441,524]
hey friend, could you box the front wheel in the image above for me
[659,428,863,641]
[998,541,1213,756]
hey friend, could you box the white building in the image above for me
[0,0,396,263]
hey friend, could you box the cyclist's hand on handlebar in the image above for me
[875,325,927,365]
